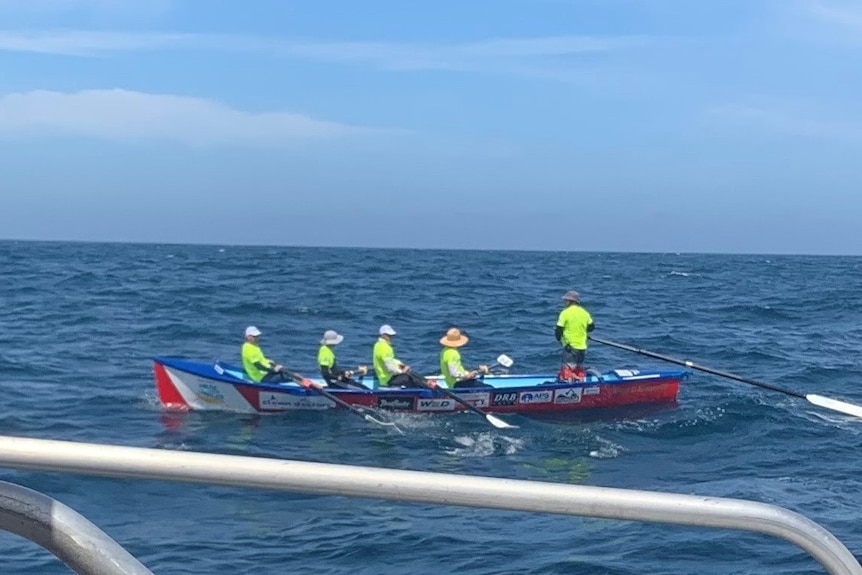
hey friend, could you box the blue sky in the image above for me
[0,0,860,254]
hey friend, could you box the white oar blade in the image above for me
[364,414,405,434]
[486,414,517,429]
[496,354,514,368]
[806,394,862,419]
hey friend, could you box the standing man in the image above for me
[372,324,425,388]
[555,291,595,381]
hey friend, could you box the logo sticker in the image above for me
[197,382,226,405]
[377,396,415,410]
[416,398,456,411]
[519,390,553,404]
[259,392,329,410]
[583,386,601,396]
[554,387,583,404]
[456,393,490,408]
[491,392,518,406]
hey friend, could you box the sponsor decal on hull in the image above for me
[519,390,553,404]
[554,387,583,404]
[491,391,518,406]
[416,398,456,412]
[582,386,601,396]
[259,392,330,410]
[196,382,227,406]
[377,395,415,410]
[455,392,490,408]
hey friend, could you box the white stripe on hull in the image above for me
[165,367,258,413]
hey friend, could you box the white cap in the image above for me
[245,326,262,337]
[379,324,396,336]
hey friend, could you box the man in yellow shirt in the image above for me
[439,327,490,388]
[372,324,425,388]
[241,326,298,383]
[555,291,595,380]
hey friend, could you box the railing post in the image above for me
[0,481,154,575]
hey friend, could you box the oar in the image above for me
[292,375,404,433]
[425,379,517,429]
[487,353,515,374]
[430,354,515,380]
[422,354,518,429]
[589,335,862,420]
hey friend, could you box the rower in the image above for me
[241,326,300,383]
[318,329,368,390]
[372,324,425,388]
[439,327,491,388]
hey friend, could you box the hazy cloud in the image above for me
[707,100,862,141]
[0,29,649,72]
[0,89,368,145]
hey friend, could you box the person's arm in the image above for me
[447,361,462,378]
[384,357,403,374]
[554,325,564,343]
[332,360,354,381]
[254,350,279,374]
[587,321,595,333]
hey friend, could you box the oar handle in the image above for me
[297,377,365,413]
[588,335,807,399]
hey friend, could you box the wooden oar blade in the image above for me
[806,394,862,419]
[485,413,517,429]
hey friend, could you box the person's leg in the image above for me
[562,346,585,369]
[453,378,492,389]
[341,377,371,390]
[560,347,586,381]
[262,370,293,383]
[387,372,426,388]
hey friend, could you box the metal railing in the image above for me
[0,480,154,575]
[0,434,858,575]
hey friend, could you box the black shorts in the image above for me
[562,346,586,367]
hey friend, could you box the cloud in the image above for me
[806,1,862,31]
[0,29,648,71]
[0,89,368,145]
[0,0,172,14]
[706,100,862,141]
[0,30,188,55]
[271,35,648,71]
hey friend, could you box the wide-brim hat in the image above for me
[562,290,580,303]
[440,327,469,347]
[320,330,344,345]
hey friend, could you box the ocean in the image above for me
[1,240,861,575]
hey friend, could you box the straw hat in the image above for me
[440,327,469,347]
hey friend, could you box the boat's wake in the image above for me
[446,432,524,457]
[588,436,626,459]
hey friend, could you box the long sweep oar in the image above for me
[292,375,404,433]
[424,354,518,430]
[589,335,862,420]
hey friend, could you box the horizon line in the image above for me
[1,237,859,258]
